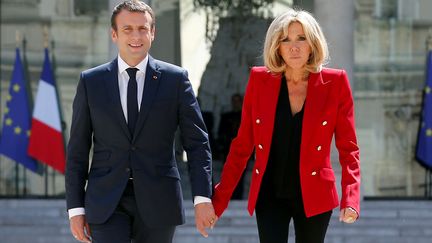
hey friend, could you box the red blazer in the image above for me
[212,67,360,218]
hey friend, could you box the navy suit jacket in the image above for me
[65,56,212,227]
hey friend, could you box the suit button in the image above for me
[125,168,131,173]
[311,171,317,176]
[317,145,322,151]
[131,146,136,151]
[255,169,260,175]
[322,121,327,126]
[256,119,261,124]
[258,144,263,150]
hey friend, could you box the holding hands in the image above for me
[69,215,91,243]
[194,202,218,237]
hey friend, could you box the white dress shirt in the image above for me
[117,55,147,120]
[68,55,210,219]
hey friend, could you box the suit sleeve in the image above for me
[65,73,93,210]
[334,70,361,215]
[177,70,212,199]
[212,69,256,217]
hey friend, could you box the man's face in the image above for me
[111,10,155,66]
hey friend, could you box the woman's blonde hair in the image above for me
[263,9,329,74]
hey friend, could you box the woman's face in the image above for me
[278,22,311,71]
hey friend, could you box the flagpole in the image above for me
[427,33,432,199]
[21,36,31,197]
[43,26,49,198]
[426,169,431,198]
[51,40,58,195]
[14,31,20,197]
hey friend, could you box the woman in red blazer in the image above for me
[212,8,360,243]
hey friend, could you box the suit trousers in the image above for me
[89,180,176,243]
[255,195,332,243]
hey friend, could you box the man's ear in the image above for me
[111,28,118,43]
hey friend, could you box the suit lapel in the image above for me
[132,56,161,142]
[301,70,331,148]
[105,59,131,140]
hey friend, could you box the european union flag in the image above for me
[0,48,38,172]
[416,50,432,170]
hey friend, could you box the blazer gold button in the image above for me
[256,119,261,124]
[322,121,327,126]
[258,144,263,150]
[311,171,317,176]
[317,146,322,151]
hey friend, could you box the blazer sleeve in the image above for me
[212,68,256,217]
[177,70,212,199]
[65,73,93,210]
[334,70,361,215]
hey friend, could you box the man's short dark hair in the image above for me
[111,0,155,30]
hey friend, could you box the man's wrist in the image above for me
[68,207,85,219]
[194,196,211,206]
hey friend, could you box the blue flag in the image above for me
[0,48,38,172]
[416,50,432,170]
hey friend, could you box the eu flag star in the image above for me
[14,126,22,135]
[4,107,9,114]
[5,118,12,126]
[13,84,20,92]
[426,86,431,94]
[427,129,432,137]
[6,94,12,101]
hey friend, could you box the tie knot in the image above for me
[126,68,138,79]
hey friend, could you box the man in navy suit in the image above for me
[65,1,216,242]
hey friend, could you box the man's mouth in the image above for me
[129,44,143,48]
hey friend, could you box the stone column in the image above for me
[314,0,355,83]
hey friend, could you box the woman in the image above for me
[212,8,360,243]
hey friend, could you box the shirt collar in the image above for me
[117,54,149,74]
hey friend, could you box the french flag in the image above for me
[28,48,66,174]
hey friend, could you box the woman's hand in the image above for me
[339,207,358,224]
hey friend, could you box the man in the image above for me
[65,1,216,242]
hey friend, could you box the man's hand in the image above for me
[339,207,358,224]
[69,215,91,243]
[194,202,218,237]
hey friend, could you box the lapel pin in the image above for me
[153,75,158,80]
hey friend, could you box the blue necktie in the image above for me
[126,68,139,135]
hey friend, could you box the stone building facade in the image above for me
[1,0,431,198]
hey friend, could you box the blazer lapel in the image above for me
[105,59,131,140]
[301,70,331,148]
[260,71,282,132]
[132,56,161,142]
